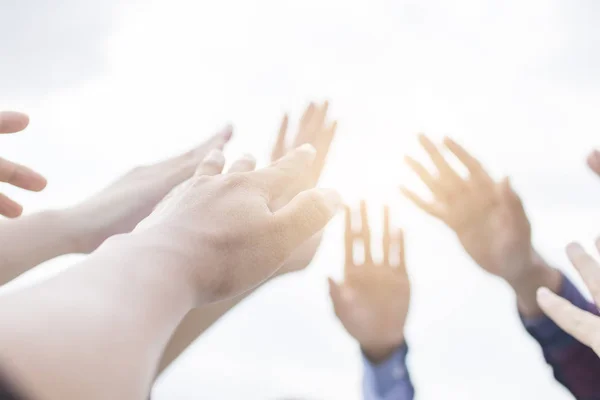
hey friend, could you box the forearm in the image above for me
[158,291,253,375]
[0,232,194,400]
[509,250,562,318]
[0,209,83,285]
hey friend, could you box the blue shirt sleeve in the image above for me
[522,274,600,398]
[362,344,415,400]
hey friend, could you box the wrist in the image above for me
[59,206,101,254]
[508,251,562,318]
[362,339,405,364]
[40,209,86,255]
[89,232,198,311]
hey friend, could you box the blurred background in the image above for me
[2,1,600,399]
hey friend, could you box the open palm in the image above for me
[330,202,409,361]
[402,134,532,283]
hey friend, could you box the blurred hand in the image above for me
[136,145,341,304]
[270,102,337,276]
[67,126,232,253]
[402,134,536,284]
[588,149,600,177]
[329,202,410,363]
[537,242,600,356]
[402,134,561,316]
[0,111,47,217]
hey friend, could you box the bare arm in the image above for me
[0,148,340,400]
[0,123,231,286]
[159,101,337,375]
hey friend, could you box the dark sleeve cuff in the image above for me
[362,343,414,399]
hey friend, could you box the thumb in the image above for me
[328,277,344,315]
[499,177,521,207]
[273,188,341,252]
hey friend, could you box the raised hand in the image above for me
[402,134,541,284]
[537,242,600,356]
[270,102,337,275]
[587,149,600,177]
[329,202,410,362]
[402,134,561,316]
[135,144,342,303]
[67,126,232,253]
[0,111,47,217]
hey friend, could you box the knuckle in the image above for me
[222,173,252,190]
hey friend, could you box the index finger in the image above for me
[537,287,600,353]
[443,137,488,178]
[0,158,47,191]
[344,205,354,268]
[0,112,29,134]
[251,144,316,200]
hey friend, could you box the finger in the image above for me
[360,200,373,264]
[271,114,288,161]
[328,277,345,317]
[307,101,329,136]
[252,144,316,200]
[400,187,444,220]
[157,149,226,213]
[0,194,23,218]
[587,150,600,177]
[309,120,337,184]
[397,229,407,273]
[418,134,463,183]
[344,205,354,268]
[0,158,47,191]
[537,287,600,351]
[194,149,226,176]
[567,243,600,305]
[228,154,257,173]
[273,188,341,254]
[383,205,391,265]
[404,155,444,198]
[0,112,29,134]
[443,137,492,184]
[299,102,316,131]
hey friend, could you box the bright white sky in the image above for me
[2,1,600,399]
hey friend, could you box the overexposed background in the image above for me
[2,1,600,399]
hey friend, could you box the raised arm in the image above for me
[0,146,341,400]
[329,202,413,400]
[0,121,232,285]
[402,134,600,396]
[158,102,337,374]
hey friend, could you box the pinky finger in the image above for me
[0,194,23,218]
[537,287,600,352]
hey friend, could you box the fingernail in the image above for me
[318,188,342,213]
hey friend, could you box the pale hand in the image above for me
[67,126,232,253]
[330,202,410,363]
[270,102,337,276]
[0,111,47,217]
[402,134,534,285]
[537,241,600,356]
[135,145,341,304]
